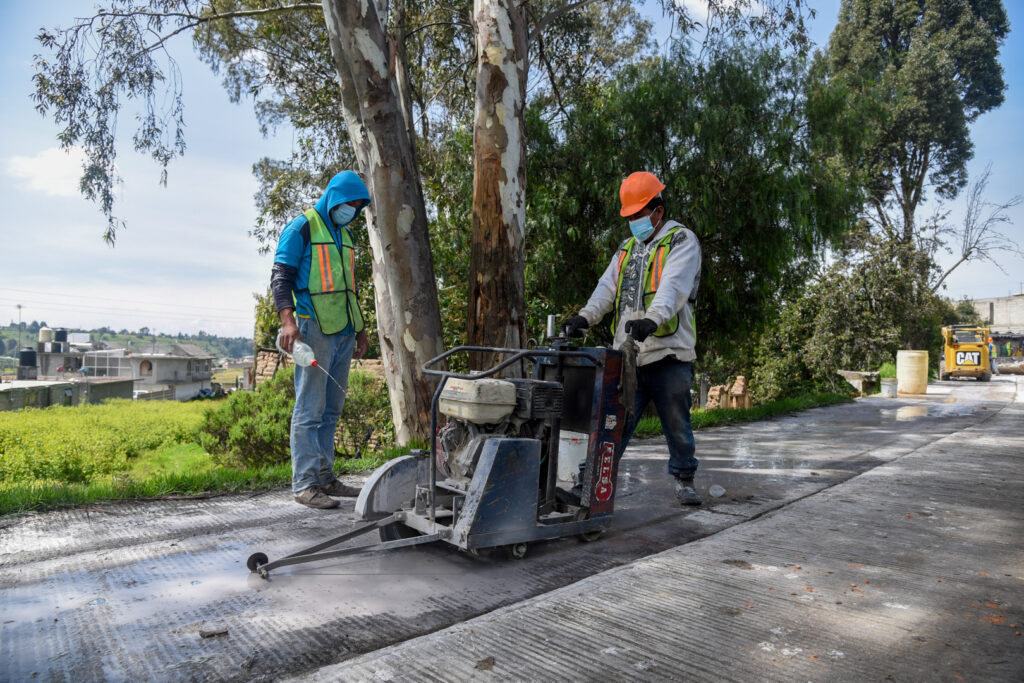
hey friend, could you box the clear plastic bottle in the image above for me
[276,333,318,367]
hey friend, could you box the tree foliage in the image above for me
[822,0,1009,240]
[751,227,963,402]
[523,42,864,366]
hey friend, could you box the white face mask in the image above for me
[330,204,357,227]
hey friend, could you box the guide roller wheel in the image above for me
[246,552,269,574]
[503,543,528,560]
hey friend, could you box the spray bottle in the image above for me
[276,332,318,367]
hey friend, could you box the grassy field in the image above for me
[212,368,244,387]
[0,399,397,516]
[0,391,852,516]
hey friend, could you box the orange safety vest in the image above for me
[612,226,683,338]
[298,208,363,335]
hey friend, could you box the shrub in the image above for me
[199,366,295,469]
[199,366,395,468]
[336,369,394,455]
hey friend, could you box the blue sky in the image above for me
[1,1,1021,339]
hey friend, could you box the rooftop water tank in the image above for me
[54,329,68,343]
[38,326,53,343]
[19,348,37,367]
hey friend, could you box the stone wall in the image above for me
[253,347,287,387]
[253,348,387,388]
[705,376,753,410]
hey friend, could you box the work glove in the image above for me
[624,318,658,343]
[562,315,589,338]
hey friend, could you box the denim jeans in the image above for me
[620,357,698,479]
[290,317,355,493]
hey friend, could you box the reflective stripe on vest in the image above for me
[612,226,683,338]
[301,208,364,335]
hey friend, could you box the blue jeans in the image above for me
[620,358,698,479]
[290,317,355,493]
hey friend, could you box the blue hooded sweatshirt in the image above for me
[273,171,371,324]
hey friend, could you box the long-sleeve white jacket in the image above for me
[578,219,701,366]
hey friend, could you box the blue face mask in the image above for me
[629,214,655,241]
[330,204,357,227]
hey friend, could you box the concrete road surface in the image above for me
[1,377,1018,681]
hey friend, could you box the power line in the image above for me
[0,284,260,313]
[0,298,252,322]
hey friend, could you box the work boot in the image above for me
[674,477,702,506]
[294,486,340,509]
[320,478,361,498]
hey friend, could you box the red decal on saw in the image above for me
[595,441,615,502]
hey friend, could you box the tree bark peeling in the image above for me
[323,0,445,443]
[468,0,528,372]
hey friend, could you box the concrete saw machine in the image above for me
[247,339,627,578]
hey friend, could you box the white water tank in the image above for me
[896,350,929,395]
[38,326,53,343]
[557,431,589,481]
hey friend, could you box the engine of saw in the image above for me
[436,377,563,487]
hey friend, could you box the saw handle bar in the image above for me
[421,345,603,380]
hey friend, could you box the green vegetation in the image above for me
[878,362,897,380]
[199,367,393,469]
[0,399,206,486]
[199,368,294,469]
[631,393,853,439]
[0,448,401,517]
[0,377,850,516]
[212,368,243,385]
[0,364,403,516]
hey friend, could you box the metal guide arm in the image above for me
[255,515,443,576]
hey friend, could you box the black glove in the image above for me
[624,318,658,342]
[562,315,589,338]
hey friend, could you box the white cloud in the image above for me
[5,146,86,198]
[675,0,765,23]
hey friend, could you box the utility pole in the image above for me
[16,304,23,350]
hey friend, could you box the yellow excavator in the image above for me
[938,325,992,381]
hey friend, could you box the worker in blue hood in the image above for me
[271,170,372,509]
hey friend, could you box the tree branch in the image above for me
[405,20,472,39]
[533,14,572,131]
[529,0,604,44]
[88,3,320,24]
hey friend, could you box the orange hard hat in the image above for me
[619,172,666,217]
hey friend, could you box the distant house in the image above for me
[0,377,134,412]
[971,291,1024,333]
[124,343,214,400]
[33,336,214,401]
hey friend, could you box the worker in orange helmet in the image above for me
[562,171,703,505]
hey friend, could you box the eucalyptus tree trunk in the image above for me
[322,0,445,444]
[468,0,529,372]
